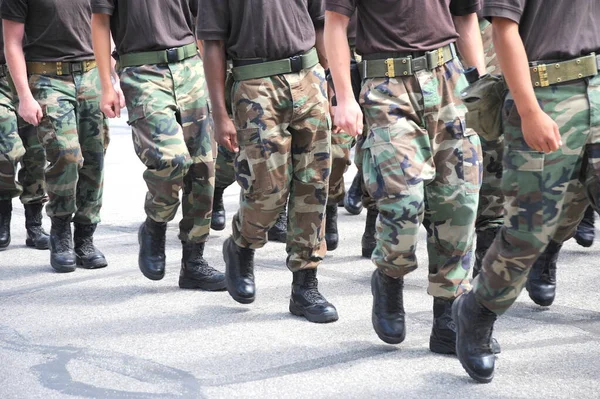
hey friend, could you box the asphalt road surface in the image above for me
[1,116,599,398]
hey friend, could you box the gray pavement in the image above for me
[1,117,600,398]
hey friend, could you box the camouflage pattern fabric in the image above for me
[215,144,236,190]
[230,64,331,272]
[0,76,24,201]
[16,121,47,205]
[473,75,600,314]
[328,131,353,205]
[119,55,214,244]
[479,19,500,75]
[360,58,482,299]
[30,69,106,224]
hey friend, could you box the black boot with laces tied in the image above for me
[371,269,406,344]
[24,203,50,250]
[50,216,76,273]
[344,170,364,215]
[211,187,226,231]
[74,223,107,269]
[223,237,256,304]
[179,241,226,291]
[526,240,561,307]
[289,268,338,323]
[138,217,167,280]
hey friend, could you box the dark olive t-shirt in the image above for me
[197,0,325,60]
[91,0,196,55]
[483,0,600,61]
[1,0,94,62]
[326,0,480,55]
[347,12,357,48]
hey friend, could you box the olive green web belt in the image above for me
[118,43,198,68]
[529,53,599,88]
[232,48,319,81]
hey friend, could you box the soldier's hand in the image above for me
[215,116,238,153]
[19,96,43,126]
[334,98,363,137]
[521,109,562,153]
[101,88,122,119]
[329,104,342,135]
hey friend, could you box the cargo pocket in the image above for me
[361,126,408,200]
[502,149,545,233]
[126,104,145,126]
[235,127,274,196]
[461,74,506,141]
[37,104,60,147]
[462,126,483,194]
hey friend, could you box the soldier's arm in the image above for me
[324,11,362,136]
[3,19,42,126]
[453,13,486,75]
[493,16,560,154]
[91,13,121,118]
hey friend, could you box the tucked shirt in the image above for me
[1,0,94,62]
[91,0,196,55]
[197,0,325,60]
[326,0,480,55]
[483,0,600,61]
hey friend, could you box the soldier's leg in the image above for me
[353,130,378,257]
[72,69,108,269]
[171,56,225,291]
[325,131,352,251]
[30,75,83,272]
[212,144,236,231]
[18,122,50,249]
[119,64,192,281]
[0,93,23,251]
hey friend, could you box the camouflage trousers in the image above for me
[360,58,482,299]
[473,75,600,315]
[119,55,214,243]
[30,69,107,224]
[215,144,236,190]
[231,65,331,271]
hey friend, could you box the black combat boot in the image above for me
[430,297,502,355]
[211,187,226,231]
[362,208,378,258]
[74,223,107,269]
[49,216,76,273]
[179,241,226,291]
[574,206,595,248]
[371,269,406,344]
[452,291,497,383]
[267,205,287,243]
[0,200,11,251]
[473,227,500,278]
[325,204,339,251]
[344,170,364,215]
[24,203,50,250]
[290,268,339,323]
[526,241,561,307]
[138,217,167,280]
[223,236,256,304]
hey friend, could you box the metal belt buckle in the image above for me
[289,55,303,73]
[70,62,83,74]
[437,48,445,66]
[56,62,63,76]
[385,58,395,77]
[535,64,549,87]
[166,48,179,63]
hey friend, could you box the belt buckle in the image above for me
[70,62,83,74]
[385,58,395,78]
[437,48,445,66]
[56,62,63,76]
[289,55,303,73]
[412,56,427,72]
[166,48,179,64]
[535,64,549,87]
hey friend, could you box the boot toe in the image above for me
[574,231,594,247]
[372,316,406,344]
[227,278,256,304]
[344,196,364,215]
[211,213,226,231]
[290,300,339,323]
[326,234,339,251]
[527,286,555,307]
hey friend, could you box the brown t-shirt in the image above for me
[1,0,94,62]
[326,0,480,55]
[91,0,196,55]
[197,0,325,60]
[483,0,600,61]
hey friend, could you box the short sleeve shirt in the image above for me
[91,0,196,55]
[483,0,600,61]
[197,0,325,60]
[1,0,94,62]
[326,0,480,55]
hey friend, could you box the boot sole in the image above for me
[451,297,494,384]
[289,301,339,323]
[223,241,255,304]
[210,222,225,231]
[525,284,555,307]
[76,256,108,270]
[326,239,338,251]
[343,198,363,216]
[575,236,593,248]
[179,276,227,291]
[51,260,76,273]
[26,238,49,250]
[138,226,165,281]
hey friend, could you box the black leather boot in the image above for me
[50,216,76,273]
[430,297,502,355]
[526,241,561,307]
[473,227,500,278]
[452,290,497,383]
[574,206,595,247]
[0,200,11,251]
[371,269,406,344]
[362,208,378,258]
[211,187,226,231]
[138,217,167,280]
[179,241,226,291]
[223,236,256,304]
[344,170,364,215]
[24,203,50,250]
[325,204,339,251]
[74,223,107,269]
[290,268,339,323]
[267,205,287,243]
